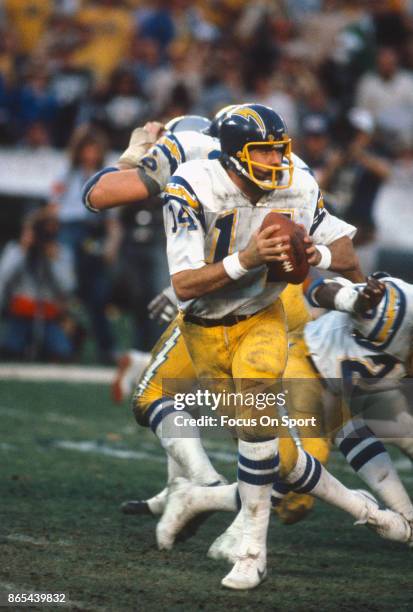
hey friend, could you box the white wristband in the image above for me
[334,286,359,313]
[223,252,249,280]
[315,245,332,270]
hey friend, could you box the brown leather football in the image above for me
[260,212,309,284]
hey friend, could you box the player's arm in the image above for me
[308,275,386,314]
[82,122,165,212]
[305,235,359,273]
[83,168,155,211]
[305,189,360,275]
[171,224,292,301]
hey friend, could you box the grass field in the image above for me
[1,379,413,612]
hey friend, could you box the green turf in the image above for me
[0,381,412,611]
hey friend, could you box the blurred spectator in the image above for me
[146,39,203,115]
[34,11,83,70]
[71,0,133,85]
[373,134,413,282]
[320,107,390,218]
[122,36,163,95]
[0,208,76,361]
[33,12,92,147]
[193,43,245,116]
[200,0,250,31]
[15,64,59,142]
[355,46,413,139]
[49,64,93,148]
[372,1,412,49]
[296,114,333,183]
[292,0,367,68]
[112,197,169,352]
[134,0,175,52]
[79,67,148,150]
[272,51,321,114]
[285,0,322,21]
[4,0,53,56]
[23,121,52,148]
[0,27,19,144]
[249,73,298,137]
[171,0,218,43]
[50,125,120,364]
[320,107,391,273]
[320,1,376,106]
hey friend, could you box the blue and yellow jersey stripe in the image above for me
[163,175,206,231]
[310,190,326,235]
[163,175,200,211]
[156,133,186,175]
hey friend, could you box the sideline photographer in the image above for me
[0,208,76,361]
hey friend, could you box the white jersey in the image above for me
[138,130,310,194]
[163,158,356,318]
[305,276,413,394]
[138,130,220,193]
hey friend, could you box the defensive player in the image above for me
[306,273,413,517]
[162,103,360,589]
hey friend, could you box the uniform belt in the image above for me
[183,313,250,327]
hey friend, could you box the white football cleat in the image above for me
[368,509,412,543]
[111,350,150,403]
[208,529,240,564]
[355,490,412,543]
[208,512,243,563]
[156,478,200,550]
[221,548,267,590]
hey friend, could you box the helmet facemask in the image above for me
[234,137,294,190]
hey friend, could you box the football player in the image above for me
[306,273,413,516]
[82,114,220,211]
[84,106,332,524]
[156,274,413,564]
[161,103,365,589]
[83,106,408,584]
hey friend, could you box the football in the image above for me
[260,212,309,284]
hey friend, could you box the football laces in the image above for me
[282,257,294,273]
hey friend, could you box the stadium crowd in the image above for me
[0,0,413,362]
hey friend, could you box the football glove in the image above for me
[148,286,178,324]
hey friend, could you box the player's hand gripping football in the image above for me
[292,225,322,267]
[354,276,386,314]
[302,234,322,266]
[239,225,291,269]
